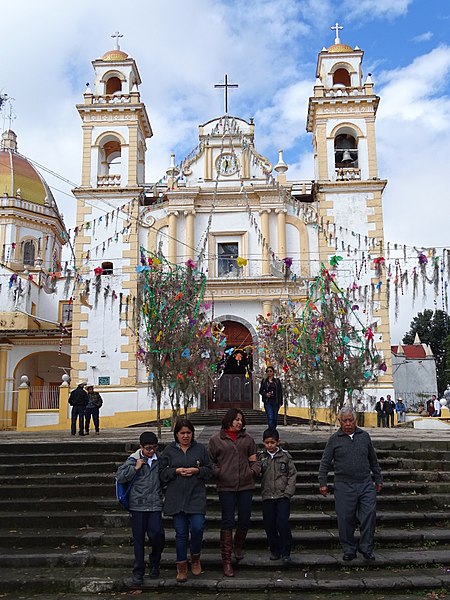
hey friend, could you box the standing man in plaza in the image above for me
[68,381,88,436]
[318,407,383,561]
[85,384,103,435]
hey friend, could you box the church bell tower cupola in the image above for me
[307,24,380,183]
[77,32,152,189]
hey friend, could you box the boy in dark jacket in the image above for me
[257,429,297,565]
[116,431,165,586]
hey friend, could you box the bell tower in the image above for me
[71,34,152,387]
[307,25,393,394]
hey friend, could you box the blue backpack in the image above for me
[116,471,138,511]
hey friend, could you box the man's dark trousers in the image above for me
[71,406,85,435]
[334,479,377,556]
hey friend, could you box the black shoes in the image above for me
[282,555,293,565]
[131,575,143,586]
[361,552,375,561]
[269,552,281,560]
[149,563,160,579]
[342,553,356,561]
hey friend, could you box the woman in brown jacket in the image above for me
[208,408,261,577]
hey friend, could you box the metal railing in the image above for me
[28,386,60,410]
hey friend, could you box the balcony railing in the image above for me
[28,386,60,410]
[335,167,361,181]
[97,174,121,187]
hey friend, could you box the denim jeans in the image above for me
[264,402,279,430]
[218,489,253,530]
[262,497,292,557]
[172,512,205,561]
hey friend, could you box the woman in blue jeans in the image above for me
[159,418,212,582]
[259,366,283,430]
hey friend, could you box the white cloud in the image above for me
[413,31,434,42]
[342,0,413,20]
[376,46,450,248]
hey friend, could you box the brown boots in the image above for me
[190,553,202,576]
[220,529,234,577]
[176,560,188,583]
[233,527,248,561]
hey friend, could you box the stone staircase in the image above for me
[0,435,450,598]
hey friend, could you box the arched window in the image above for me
[101,261,113,275]
[23,240,35,266]
[98,136,122,178]
[334,132,358,167]
[333,68,351,87]
[105,76,122,94]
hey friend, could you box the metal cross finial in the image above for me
[111,31,123,50]
[331,22,343,44]
[214,74,238,114]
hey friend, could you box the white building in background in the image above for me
[0,30,394,430]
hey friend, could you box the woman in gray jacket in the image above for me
[159,418,212,583]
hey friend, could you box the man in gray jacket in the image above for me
[318,407,383,561]
[116,431,164,586]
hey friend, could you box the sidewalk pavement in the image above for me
[1,421,450,445]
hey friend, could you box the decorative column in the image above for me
[276,208,287,258]
[16,375,29,433]
[262,300,272,320]
[168,211,179,265]
[260,209,271,275]
[184,210,195,262]
[59,374,71,430]
[0,344,12,430]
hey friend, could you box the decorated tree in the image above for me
[137,250,224,433]
[296,266,383,420]
[256,302,303,425]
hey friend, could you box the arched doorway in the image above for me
[208,320,254,409]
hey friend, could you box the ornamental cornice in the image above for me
[317,179,387,193]
[204,276,309,300]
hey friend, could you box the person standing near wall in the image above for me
[355,399,365,427]
[395,398,406,423]
[68,381,88,436]
[85,384,103,435]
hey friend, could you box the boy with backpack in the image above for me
[257,428,297,565]
[116,431,165,586]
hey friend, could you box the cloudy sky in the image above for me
[1,0,449,339]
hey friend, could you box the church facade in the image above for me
[0,31,393,431]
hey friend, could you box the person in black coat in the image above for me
[68,382,88,436]
[259,366,283,430]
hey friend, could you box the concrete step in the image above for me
[0,556,449,594]
[2,527,450,554]
[0,492,445,516]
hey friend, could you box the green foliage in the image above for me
[403,309,450,394]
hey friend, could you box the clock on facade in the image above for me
[216,153,239,176]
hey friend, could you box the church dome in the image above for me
[0,131,55,206]
[327,43,354,53]
[101,49,129,61]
